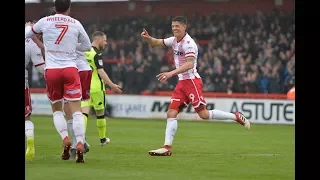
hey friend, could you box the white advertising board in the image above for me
[30,94,295,125]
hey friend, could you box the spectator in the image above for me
[27,10,295,95]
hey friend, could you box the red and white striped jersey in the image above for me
[163,33,200,80]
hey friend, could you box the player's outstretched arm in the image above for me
[170,56,194,75]
[94,53,122,93]
[156,57,194,82]
[141,28,165,48]
[97,69,122,93]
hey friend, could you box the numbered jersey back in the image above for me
[36,14,82,69]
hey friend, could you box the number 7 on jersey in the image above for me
[55,24,68,44]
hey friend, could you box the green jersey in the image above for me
[85,46,105,92]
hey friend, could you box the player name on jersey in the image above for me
[46,16,76,23]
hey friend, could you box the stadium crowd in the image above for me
[28,9,295,94]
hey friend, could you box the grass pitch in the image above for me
[26,116,294,180]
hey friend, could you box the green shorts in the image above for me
[81,91,106,111]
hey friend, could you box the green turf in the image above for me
[26,116,294,180]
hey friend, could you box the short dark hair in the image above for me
[26,20,37,24]
[43,7,56,17]
[92,31,106,40]
[172,16,188,25]
[54,0,71,13]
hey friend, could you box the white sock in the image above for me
[67,119,77,149]
[164,118,178,146]
[53,111,68,140]
[25,120,34,138]
[208,110,236,120]
[72,112,85,145]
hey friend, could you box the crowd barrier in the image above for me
[30,89,295,125]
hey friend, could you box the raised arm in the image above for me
[141,28,169,48]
